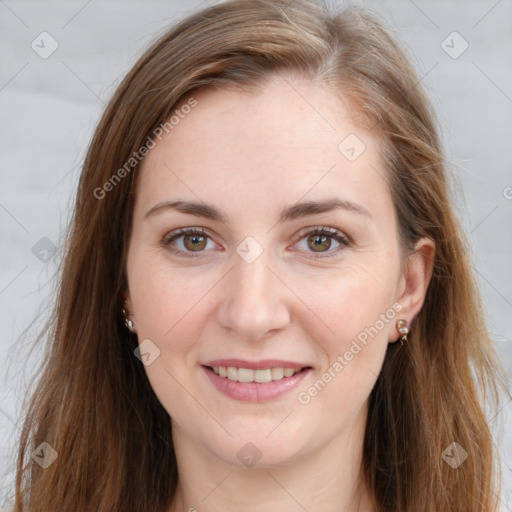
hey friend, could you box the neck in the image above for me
[167,411,376,512]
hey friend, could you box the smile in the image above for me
[202,365,312,402]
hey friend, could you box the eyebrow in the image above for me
[144,197,372,223]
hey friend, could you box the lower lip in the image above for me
[202,366,312,402]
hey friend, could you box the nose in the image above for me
[216,247,291,340]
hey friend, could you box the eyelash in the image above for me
[162,226,350,260]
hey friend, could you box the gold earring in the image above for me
[123,308,135,333]
[396,319,408,346]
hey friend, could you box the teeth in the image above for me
[211,366,303,383]
[271,367,284,380]
[237,368,254,382]
[254,369,272,383]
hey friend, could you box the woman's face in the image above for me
[125,76,425,467]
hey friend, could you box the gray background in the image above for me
[1,0,511,509]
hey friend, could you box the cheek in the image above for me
[293,314,389,432]
[300,258,399,350]
[129,258,214,348]
[126,256,218,418]
[291,258,399,412]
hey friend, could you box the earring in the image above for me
[123,308,135,333]
[396,319,408,346]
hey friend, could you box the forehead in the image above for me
[135,76,392,222]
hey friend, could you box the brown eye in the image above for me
[183,233,207,251]
[295,227,350,259]
[307,233,333,252]
[162,227,215,257]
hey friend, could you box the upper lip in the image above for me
[203,359,311,370]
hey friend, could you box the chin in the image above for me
[204,430,309,469]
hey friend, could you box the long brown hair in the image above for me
[10,1,507,510]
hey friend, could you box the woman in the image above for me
[11,0,507,510]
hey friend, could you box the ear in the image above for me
[123,288,133,313]
[389,236,435,342]
[121,288,137,334]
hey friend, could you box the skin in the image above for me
[125,74,435,512]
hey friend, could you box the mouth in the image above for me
[201,363,313,402]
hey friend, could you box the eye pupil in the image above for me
[309,235,331,252]
[184,234,207,251]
